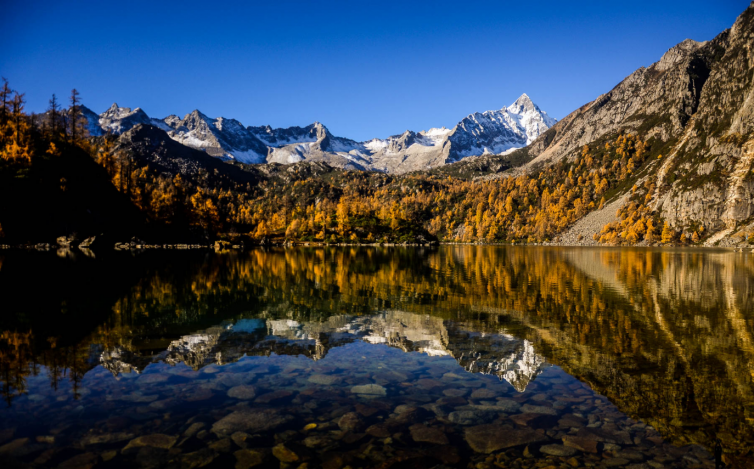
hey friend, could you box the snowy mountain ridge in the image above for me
[81,94,556,174]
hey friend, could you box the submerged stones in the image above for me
[0,325,723,469]
[350,384,386,396]
[449,410,491,426]
[81,432,135,446]
[234,448,264,468]
[272,443,299,463]
[0,438,29,455]
[122,433,177,451]
[563,434,601,453]
[409,424,449,445]
[539,443,579,457]
[211,409,293,437]
[308,373,340,385]
[227,385,256,400]
[254,389,293,404]
[337,412,365,432]
[464,424,547,453]
[520,403,558,415]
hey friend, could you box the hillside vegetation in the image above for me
[1,4,753,248]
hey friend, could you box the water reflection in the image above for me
[99,313,548,393]
[0,246,752,468]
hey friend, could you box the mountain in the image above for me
[80,94,556,174]
[163,110,269,164]
[443,1,754,246]
[79,103,168,137]
[447,93,557,160]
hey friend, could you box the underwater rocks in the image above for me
[409,424,449,445]
[211,409,293,437]
[465,424,547,453]
[0,341,723,469]
[122,434,177,451]
[350,383,387,396]
[227,385,256,400]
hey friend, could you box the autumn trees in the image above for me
[2,79,693,245]
[0,79,33,163]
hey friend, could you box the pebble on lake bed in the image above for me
[350,384,387,396]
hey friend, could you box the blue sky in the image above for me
[2,0,749,141]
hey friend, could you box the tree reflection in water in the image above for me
[0,246,752,467]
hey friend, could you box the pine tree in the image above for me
[47,94,60,138]
[69,88,81,143]
[0,78,11,146]
[691,231,700,243]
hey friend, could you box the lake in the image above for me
[0,246,752,468]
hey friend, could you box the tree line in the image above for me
[0,79,703,245]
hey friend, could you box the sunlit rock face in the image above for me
[97,310,547,391]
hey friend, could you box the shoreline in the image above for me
[2,240,753,252]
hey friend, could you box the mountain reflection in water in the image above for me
[0,246,752,468]
[99,313,548,393]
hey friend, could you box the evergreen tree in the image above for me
[0,78,11,146]
[47,93,60,138]
[69,88,81,143]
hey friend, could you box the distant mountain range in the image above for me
[81,93,556,174]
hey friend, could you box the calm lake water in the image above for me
[1,246,753,468]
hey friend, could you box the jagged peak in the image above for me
[508,93,540,114]
[187,109,210,120]
[655,38,707,72]
[513,93,533,107]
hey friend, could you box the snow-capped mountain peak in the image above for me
[98,103,155,134]
[80,93,555,173]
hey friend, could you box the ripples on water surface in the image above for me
[0,246,752,468]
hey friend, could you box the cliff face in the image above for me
[653,6,754,239]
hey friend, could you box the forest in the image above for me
[0,80,702,247]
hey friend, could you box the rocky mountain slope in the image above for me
[445,1,754,246]
[80,94,556,174]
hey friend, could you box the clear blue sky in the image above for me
[2,0,749,141]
